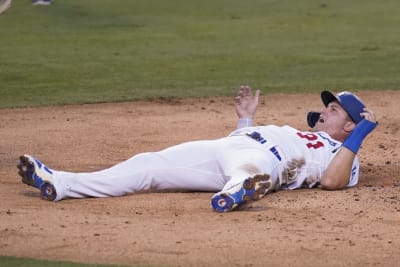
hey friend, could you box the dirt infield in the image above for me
[0,91,399,267]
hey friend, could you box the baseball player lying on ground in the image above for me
[17,86,377,212]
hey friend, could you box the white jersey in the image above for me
[229,125,359,189]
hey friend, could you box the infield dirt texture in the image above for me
[0,90,399,267]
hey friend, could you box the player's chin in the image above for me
[312,123,323,132]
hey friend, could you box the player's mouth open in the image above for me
[319,117,325,123]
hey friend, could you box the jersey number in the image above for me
[297,132,324,149]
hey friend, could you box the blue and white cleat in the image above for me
[17,155,57,201]
[211,174,272,212]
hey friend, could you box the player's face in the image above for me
[313,101,355,141]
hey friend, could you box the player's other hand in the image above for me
[235,85,260,119]
[361,108,377,123]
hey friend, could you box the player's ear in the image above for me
[343,120,356,133]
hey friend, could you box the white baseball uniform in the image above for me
[51,120,359,201]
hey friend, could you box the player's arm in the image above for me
[235,85,260,129]
[320,147,356,190]
[320,108,377,190]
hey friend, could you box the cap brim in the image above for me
[321,90,338,107]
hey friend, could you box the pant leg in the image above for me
[218,136,281,191]
[52,135,281,201]
[52,139,230,200]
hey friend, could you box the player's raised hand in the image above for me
[361,108,377,123]
[235,85,260,119]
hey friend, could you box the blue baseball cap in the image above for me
[321,90,366,124]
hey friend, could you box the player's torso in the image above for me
[230,125,343,188]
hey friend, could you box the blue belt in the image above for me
[246,131,282,161]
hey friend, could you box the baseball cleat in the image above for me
[211,174,272,212]
[17,155,57,201]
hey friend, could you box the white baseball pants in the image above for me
[52,135,281,201]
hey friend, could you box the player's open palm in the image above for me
[235,85,260,119]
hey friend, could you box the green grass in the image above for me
[0,256,151,267]
[0,0,399,108]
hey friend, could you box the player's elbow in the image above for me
[320,174,348,190]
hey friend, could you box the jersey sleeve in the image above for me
[347,156,360,187]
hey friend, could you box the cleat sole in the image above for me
[211,174,272,212]
[17,156,35,187]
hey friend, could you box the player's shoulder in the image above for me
[281,125,301,133]
[315,131,342,147]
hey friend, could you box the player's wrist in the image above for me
[237,117,254,129]
[342,119,377,154]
